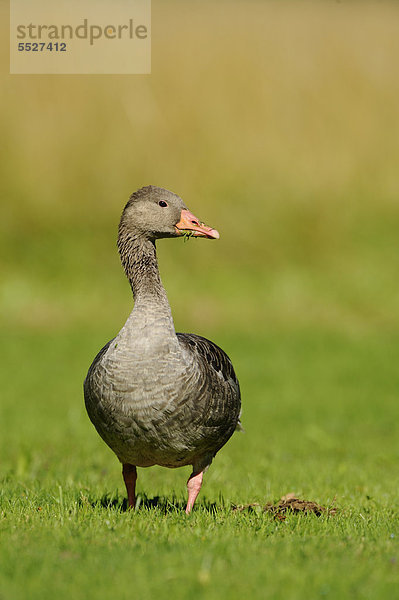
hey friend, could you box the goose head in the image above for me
[119,186,220,241]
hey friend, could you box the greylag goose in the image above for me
[84,186,241,513]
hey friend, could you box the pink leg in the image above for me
[122,463,137,508]
[185,470,204,514]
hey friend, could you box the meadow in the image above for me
[1,2,399,598]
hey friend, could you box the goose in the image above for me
[84,186,241,513]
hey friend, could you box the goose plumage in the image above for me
[84,186,241,513]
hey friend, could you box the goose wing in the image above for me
[177,332,242,432]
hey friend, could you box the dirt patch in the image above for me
[232,492,337,520]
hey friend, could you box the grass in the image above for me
[1,330,399,599]
[2,0,399,597]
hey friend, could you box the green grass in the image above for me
[1,330,399,599]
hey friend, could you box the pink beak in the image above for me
[175,210,220,239]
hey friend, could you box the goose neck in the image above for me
[118,232,172,320]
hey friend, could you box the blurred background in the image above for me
[1,0,399,499]
[2,1,399,335]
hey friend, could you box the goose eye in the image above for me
[159,200,168,207]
